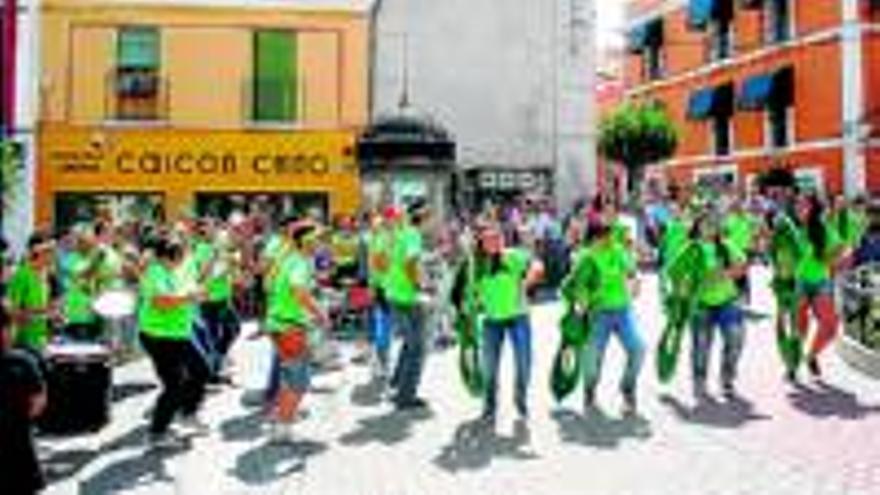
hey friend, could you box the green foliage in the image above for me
[1,140,24,209]
[598,103,678,196]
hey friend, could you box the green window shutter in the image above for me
[118,28,159,69]
[253,30,298,122]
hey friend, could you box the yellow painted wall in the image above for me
[36,124,360,228]
[39,0,370,128]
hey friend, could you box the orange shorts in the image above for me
[272,329,308,361]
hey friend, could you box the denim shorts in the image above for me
[278,358,311,393]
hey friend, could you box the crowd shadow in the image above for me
[42,448,99,484]
[220,410,265,442]
[433,418,538,473]
[659,393,771,429]
[109,381,157,404]
[552,407,652,449]
[786,381,880,420]
[338,408,434,447]
[78,440,190,494]
[350,376,385,407]
[239,389,267,409]
[230,439,328,486]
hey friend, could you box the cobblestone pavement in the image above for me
[42,269,880,495]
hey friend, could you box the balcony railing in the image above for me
[106,68,169,122]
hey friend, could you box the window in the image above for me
[115,27,161,120]
[644,45,664,80]
[708,17,734,62]
[766,104,793,148]
[765,0,793,44]
[252,30,298,123]
[712,114,732,155]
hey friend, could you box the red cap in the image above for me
[383,206,402,221]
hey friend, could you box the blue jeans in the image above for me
[583,307,645,395]
[390,305,426,402]
[691,303,744,385]
[370,300,393,369]
[482,315,532,415]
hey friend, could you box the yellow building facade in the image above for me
[37,0,370,228]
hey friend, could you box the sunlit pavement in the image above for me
[42,268,880,495]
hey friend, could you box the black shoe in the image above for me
[480,408,496,424]
[515,398,529,419]
[721,381,736,400]
[807,357,822,379]
[622,391,637,417]
[785,369,798,384]
[394,397,429,411]
[583,387,596,413]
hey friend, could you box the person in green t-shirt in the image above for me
[564,220,644,416]
[689,215,748,398]
[62,226,104,341]
[474,225,544,422]
[792,194,845,380]
[264,219,329,444]
[197,224,242,381]
[138,237,210,445]
[367,210,394,376]
[7,234,56,351]
[387,202,430,411]
[722,198,757,303]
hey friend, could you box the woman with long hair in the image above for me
[793,194,845,380]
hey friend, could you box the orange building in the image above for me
[624,0,880,196]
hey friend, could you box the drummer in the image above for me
[7,233,57,352]
[62,224,104,341]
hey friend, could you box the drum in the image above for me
[93,289,136,320]
[38,342,112,434]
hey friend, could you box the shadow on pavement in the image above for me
[659,393,771,429]
[78,440,190,494]
[786,381,880,420]
[240,389,267,409]
[220,410,265,442]
[230,439,327,486]
[350,376,385,407]
[43,448,99,484]
[433,418,538,473]
[110,381,158,404]
[552,408,652,449]
[338,408,434,447]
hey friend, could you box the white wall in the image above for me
[372,0,597,209]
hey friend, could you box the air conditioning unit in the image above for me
[116,71,159,98]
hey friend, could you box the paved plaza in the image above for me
[40,269,880,495]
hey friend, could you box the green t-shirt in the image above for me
[588,241,635,311]
[98,245,126,291]
[661,216,689,268]
[262,234,288,288]
[796,222,841,284]
[266,251,312,333]
[64,251,98,325]
[724,212,756,255]
[7,263,51,349]
[385,225,423,306]
[476,248,531,321]
[698,241,745,307]
[138,262,194,340]
[196,242,235,303]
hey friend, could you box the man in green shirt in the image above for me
[138,237,209,446]
[387,202,430,410]
[722,198,757,303]
[62,226,103,341]
[367,210,393,376]
[563,220,644,416]
[197,224,241,382]
[7,234,56,351]
[474,225,544,422]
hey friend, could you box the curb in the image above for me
[838,334,880,380]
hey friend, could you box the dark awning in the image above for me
[357,111,455,166]
[627,18,664,53]
[687,83,734,120]
[688,0,733,30]
[738,67,793,110]
[739,0,763,9]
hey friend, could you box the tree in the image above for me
[598,102,678,203]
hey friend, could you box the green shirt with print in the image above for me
[476,248,531,322]
[7,263,51,349]
[661,216,690,269]
[586,241,635,311]
[385,225,423,306]
[266,251,313,333]
[698,241,745,307]
[723,212,756,255]
[796,222,841,285]
[367,228,391,290]
[138,261,195,340]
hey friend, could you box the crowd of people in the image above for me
[0,170,878,493]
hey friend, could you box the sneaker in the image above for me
[807,357,822,379]
[480,408,497,425]
[693,380,709,401]
[721,381,736,400]
[785,368,799,384]
[515,398,529,419]
[622,391,637,417]
[178,415,210,436]
[394,396,429,411]
[147,430,183,449]
[269,422,295,445]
